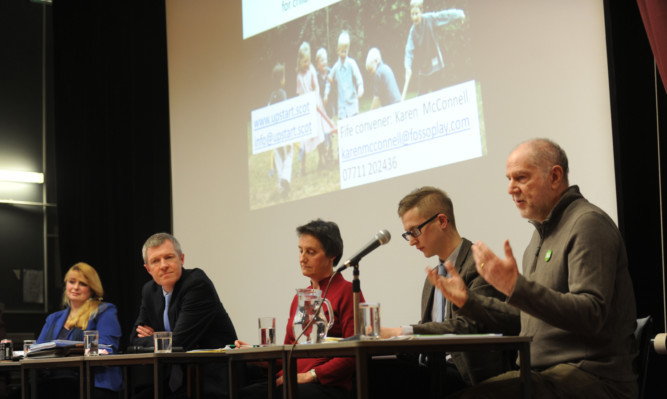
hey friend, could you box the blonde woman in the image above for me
[36,262,122,398]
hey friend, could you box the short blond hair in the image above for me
[315,48,328,65]
[398,186,457,229]
[410,0,424,11]
[337,31,350,53]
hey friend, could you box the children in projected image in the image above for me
[268,63,293,198]
[403,0,466,100]
[366,47,401,109]
[315,48,336,165]
[316,48,336,121]
[296,42,334,174]
[324,31,364,120]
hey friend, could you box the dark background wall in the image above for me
[48,0,173,345]
[0,0,53,315]
[602,0,666,391]
[1,0,665,394]
[2,0,172,346]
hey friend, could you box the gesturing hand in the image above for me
[425,261,468,308]
[471,240,519,296]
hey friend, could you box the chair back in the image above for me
[634,316,653,399]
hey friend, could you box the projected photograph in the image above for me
[245,0,484,210]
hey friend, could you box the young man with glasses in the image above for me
[373,186,519,396]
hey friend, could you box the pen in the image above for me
[224,344,259,349]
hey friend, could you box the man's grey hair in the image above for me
[142,232,182,264]
[526,138,570,185]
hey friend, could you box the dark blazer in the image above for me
[413,238,519,385]
[131,267,237,349]
[131,267,238,396]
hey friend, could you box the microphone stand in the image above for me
[353,264,362,337]
[339,261,363,341]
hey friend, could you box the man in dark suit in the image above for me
[374,187,518,396]
[131,232,238,398]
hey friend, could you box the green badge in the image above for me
[545,249,552,262]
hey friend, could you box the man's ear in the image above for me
[550,165,564,187]
[438,214,448,230]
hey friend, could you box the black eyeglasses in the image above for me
[402,213,440,241]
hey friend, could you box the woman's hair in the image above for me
[296,219,344,266]
[62,262,104,330]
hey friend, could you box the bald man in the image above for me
[430,139,638,398]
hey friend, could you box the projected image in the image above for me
[246,0,485,210]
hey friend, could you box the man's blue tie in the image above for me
[163,292,181,391]
[434,263,447,322]
[163,292,171,331]
[421,263,448,367]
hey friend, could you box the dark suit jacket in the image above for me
[131,267,237,349]
[412,238,519,385]
[131,267,238,396]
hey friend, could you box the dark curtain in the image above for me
[52,0,172,349]
[606,0,667,393]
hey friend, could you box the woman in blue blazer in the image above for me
[36,262,122,399]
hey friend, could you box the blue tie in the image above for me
[163,292,172,331]
[163,292,181,391]
[434,263,447,322]
[420,263,448,367]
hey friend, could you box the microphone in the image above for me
[336,230,391,272]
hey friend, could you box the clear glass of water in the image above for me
[360,302,381,340]
[258,317,276,346]
[154,331,173,353]
[23,339,36,354]
[84,330,99,356]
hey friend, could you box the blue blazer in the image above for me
[37,302,123,392]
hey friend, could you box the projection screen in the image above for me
[166,0,617,343]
